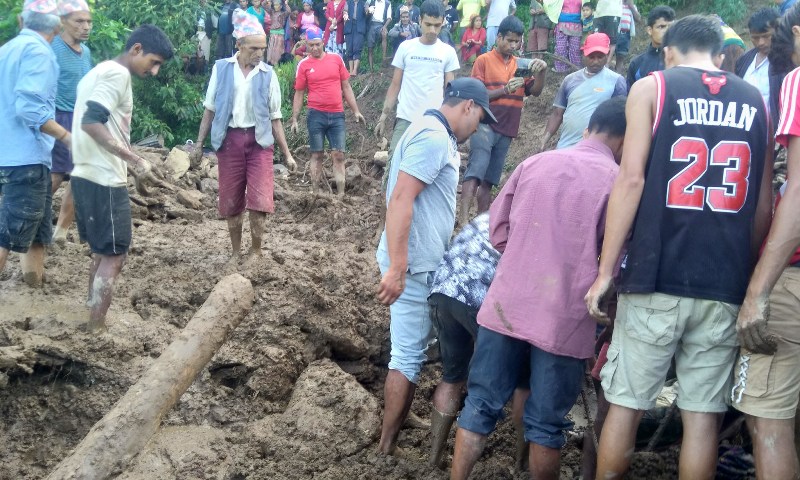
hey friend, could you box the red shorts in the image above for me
[216,127,275,217]
[592,341,610,381]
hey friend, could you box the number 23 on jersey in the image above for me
[666,136,751,213]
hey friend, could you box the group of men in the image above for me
[5,0,800,478]
[376,4,800,480]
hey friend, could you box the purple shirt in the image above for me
[477,139,618,359]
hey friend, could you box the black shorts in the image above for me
[429,293,479,383]
[594,16,620,44]
[72,176,132,256]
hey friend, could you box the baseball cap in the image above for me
[444,77,497,124]
[582,32,611,55]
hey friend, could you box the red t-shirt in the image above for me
[294,53,349,113]
[772,67,800,264]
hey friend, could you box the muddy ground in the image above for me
[0,57,696,479]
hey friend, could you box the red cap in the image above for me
[582,32,611,55]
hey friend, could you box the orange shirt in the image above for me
[471,49,533,137]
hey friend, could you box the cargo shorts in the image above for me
[600,292,739,413]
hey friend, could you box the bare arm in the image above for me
[291,89,305,124]
[82,122,143,168]
[751,138,775,257]
[195,108,215,147]
[541,106,564,149]
[444,70,455,89]
[40,119,71,147]
[382,67,404,116]
[585,78,656,321]
[377,171,426,304]
[525,65,547,97]
[271,119,294,162]
[341,80,362,116]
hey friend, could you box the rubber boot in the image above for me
[514,424,529,472]
[429,407,457,468]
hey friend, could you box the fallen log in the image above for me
[46,274,255,480]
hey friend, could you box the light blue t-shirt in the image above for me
[554,67,627,149]
[377,111,460,274]
[0,29,58,168]
[52,35,93,112]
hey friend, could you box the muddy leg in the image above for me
[353,59,360,75]
[459,179,478,227]
[52,182,75,244]
[86,254,126,332]
[451,428,487,480]
[529,443,561,480]
[87,255,101,304]
[378,369,416,454]
[20,243,45,287]
[476,183,492,215]
[430,381,465,466]
[746,415,798,479]
[581,382,608,480]
[309,151,324,195]
[247,210,266,258]
[0,247,9,274]
[512,388,531,472]
[227,213,244,262]
[596,404,644,479]
[332,151,346,197]
[679,411,723,479]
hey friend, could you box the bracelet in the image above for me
[58,130,69,141]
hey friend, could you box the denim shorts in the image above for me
[464,123,512,186]
[616,30,631,56]
[307,108,346,152]
[380,263,435,384]
[72,176,132,256]
[458,327,585,449]
[429,293,478,383]
[0,164,52,253]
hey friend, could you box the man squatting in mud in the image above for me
[375,77,496,456]
[191,10,296,265]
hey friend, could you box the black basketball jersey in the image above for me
[619,67,769,304]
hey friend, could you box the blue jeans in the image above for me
[0,164,52,253]
[380,264,435,383]
[458,327,585,449]
[486,26,499,49]
[307,108,346,152]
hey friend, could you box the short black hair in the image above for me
[748,7,780,33]
[770,4,800,73]
[125,24,175,60]
[662,15,722,57]
[588,97,627,137]
[647,5,675,27]
[498,15,524,37]
[420,0,445,19]
[582,2,593,9]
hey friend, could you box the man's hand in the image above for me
[736,295,778,355]
[354,111,366,124]
[290,118,300,135]
[284,153,297,172]
[530,59,547,73]
[505,77,525,93]
[585,274,614,325]
[375,112,388,138]
[377,267,406,305]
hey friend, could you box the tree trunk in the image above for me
[46,274,255,480]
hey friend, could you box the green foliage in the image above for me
[86,11,129,61]
[0,0,21,46]
[272,58,300,121]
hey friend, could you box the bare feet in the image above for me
[242,249,263,269]
[22,271,44,288]
[80,319,108,334]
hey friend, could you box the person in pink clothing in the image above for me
[323,0,346,54]
[297,0,319,35]
[460,14,485,64]
[554,0,581,72]
[450,97,627,480]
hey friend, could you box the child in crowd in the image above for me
[581,2,594,35]
[527,0,551,57]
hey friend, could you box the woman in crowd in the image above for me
[554,0,581,72]
[460,14,485,64]
[323,0,346,55]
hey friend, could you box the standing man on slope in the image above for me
[71,25,174,333]
[191,10,296,266]
[51,0,93,246]
[625,4,674,89]
[291,25,365,196]
[0,0,69,286]
[459,15,546,225]
[584,15,773,479]
[484,0,515,49]
[376,77,496,456]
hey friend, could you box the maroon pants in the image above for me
[216,127,275,217]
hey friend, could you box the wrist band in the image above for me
[59,130,69,140]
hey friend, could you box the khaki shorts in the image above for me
[732,267,800,420]
[601,292,739,413]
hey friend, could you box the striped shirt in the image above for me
[775,67,800,265]
[52,35,93,112]
[619,5,632,32]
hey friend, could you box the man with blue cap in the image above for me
[375,76,496,456]
[0,0,71,286]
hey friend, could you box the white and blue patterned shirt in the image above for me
[430,212,500,309]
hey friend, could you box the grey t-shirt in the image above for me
[377,112,460,274]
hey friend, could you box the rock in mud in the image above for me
[373,151,388,167]
[165,147,190,180]
[208,165,219,180]
[199,178,219,193]
[345,163,362,185]
[274,164,290,180]
[176,190,205,210]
